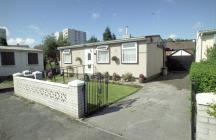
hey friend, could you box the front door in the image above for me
[85,49,93,74]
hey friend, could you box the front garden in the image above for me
[190,44,216,117]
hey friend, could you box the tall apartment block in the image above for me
[0,28,6,40]
[55,28,86,45]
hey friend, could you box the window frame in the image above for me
[28,53,38,65]
[96,45,110,64]
[121,42,138,64]
[63,49,72,64]
[1,52,15,66]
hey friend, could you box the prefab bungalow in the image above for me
[0,45,44,77]
[58,35,164,79]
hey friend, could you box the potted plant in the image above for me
[111,56,120,64]
[139,74,146,83]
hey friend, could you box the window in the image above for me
[88,53,91,60]
[1,52,15,65]
[122,42,137,63]
[96,45,109,63]
[63,49,72,64]
[28,53,38,65]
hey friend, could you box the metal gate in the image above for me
[84,73,109,115]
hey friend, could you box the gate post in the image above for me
[68,80,85,118]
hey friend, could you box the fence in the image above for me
[13,73,85,118]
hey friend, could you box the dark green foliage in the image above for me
[0,37,7,46]
[87,36,99,43]
[189,62,216,92]
[206,44,216,62]
[57,33,70,46]
[103,27,116,41]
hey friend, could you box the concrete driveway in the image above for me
[84,72,191,140]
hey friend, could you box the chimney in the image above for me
[122,26,131,39]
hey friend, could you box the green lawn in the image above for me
[48,74,141,105]
[108,83,140,104]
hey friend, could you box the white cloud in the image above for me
[91,12,100,19]
[8,37,36,47]
[28,25,39,30]
[28,24,44,36]
[192,22,203,30]
[0,26,10,37]
[168,33,176,39]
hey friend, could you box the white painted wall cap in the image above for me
[32,71,42,74]
[13,72,23,77]
[196,93,216,105]
[68,80,85,87]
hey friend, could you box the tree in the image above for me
[57,33,70,46]
[103,27,113,41]
[112,33,116,40]
[206,44,216,62]
[0,37,7,46]
[42,35,59,69]
[87,36,99,43]
[166,38,174,42]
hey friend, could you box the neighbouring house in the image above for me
[195,29,216,62]
[58,35,164,78]
[165,40,195,71]
[0,45,44,77]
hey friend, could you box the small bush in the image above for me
[122,73,135,82]
[112,73,121,81]
[189,62,216,92]
[104,72,109,79]
[139,74,146,83]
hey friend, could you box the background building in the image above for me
[55,28,86,45]
[195,29,216,62]
[0,28,6,40]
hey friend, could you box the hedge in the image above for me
[189,61,216,93]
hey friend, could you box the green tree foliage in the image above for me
[57,33,70,46]
[87,36,99,43]
[42,35,59,66]
[206,44,216,62]
[103,27,116,41]
[0,37,7,46]
[112,33,116,40]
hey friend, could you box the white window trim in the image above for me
[121,42,138,64]
[63,49,72,64]
[96,45,110,64]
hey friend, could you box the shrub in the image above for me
[112,73,121,81]
[122,73,135,82]
[104,72,109,79]
[189,62,216,92]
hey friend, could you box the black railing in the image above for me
[84,73,109,115]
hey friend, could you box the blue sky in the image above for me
[0,0,216,47]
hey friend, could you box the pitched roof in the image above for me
[58,35,161,50]
[0,45,43,52]
[165,40,195,50]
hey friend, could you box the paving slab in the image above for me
[84,72,191,140]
